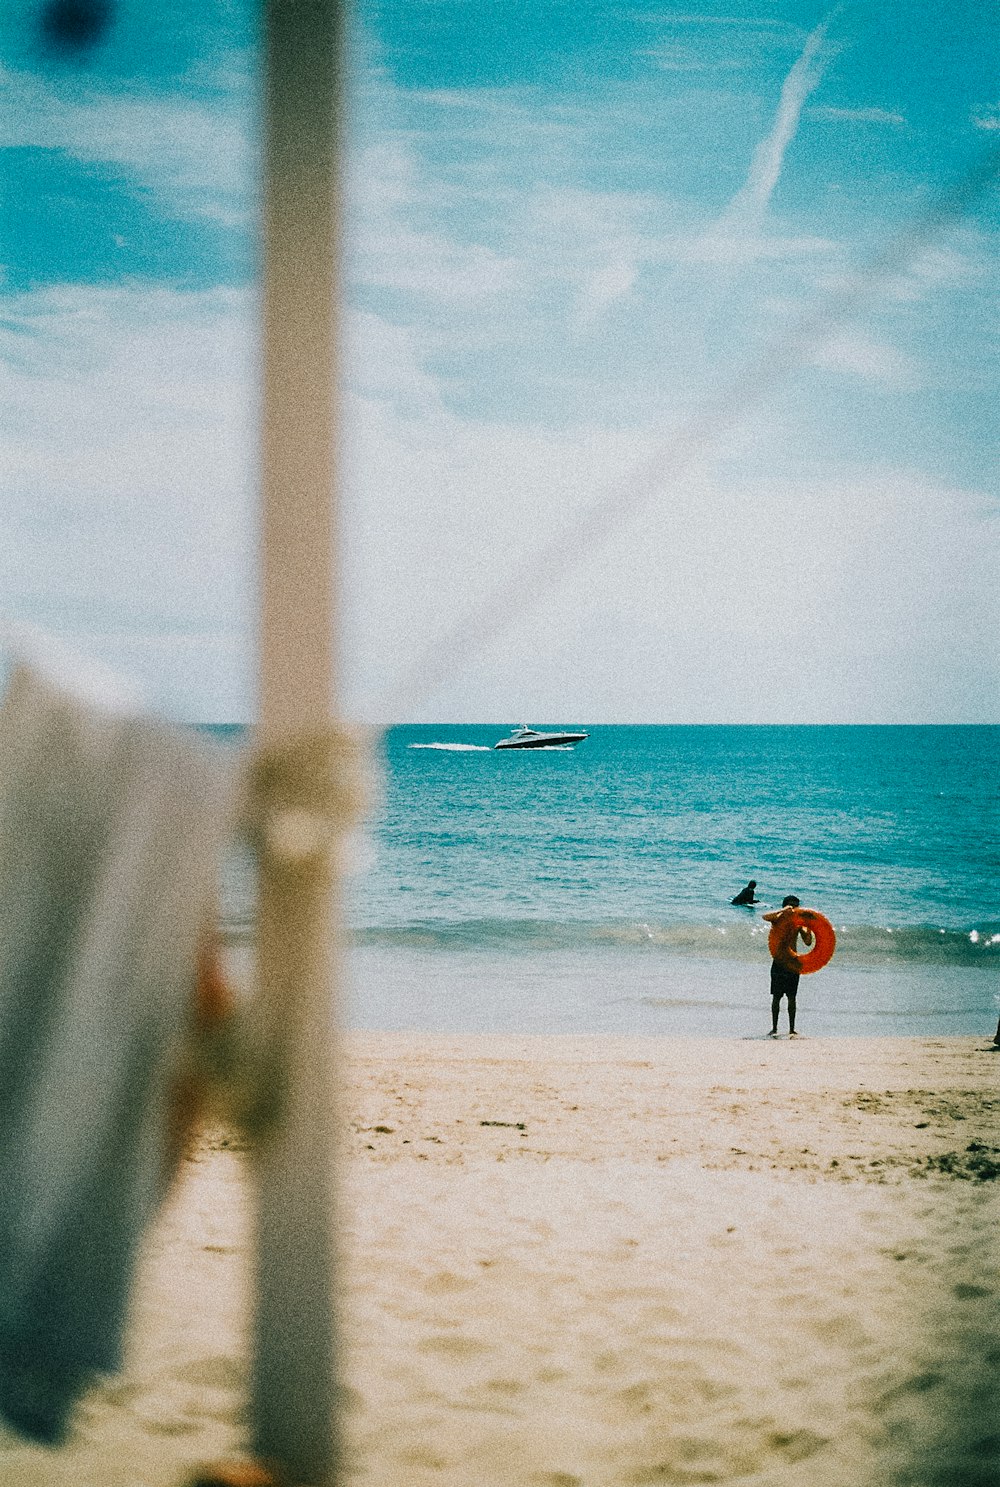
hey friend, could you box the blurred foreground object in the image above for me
[190,1461,287,1487]
[247,0,350,1483]
[0,656,233,1443]
[39,0,114,52]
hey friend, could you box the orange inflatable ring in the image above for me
[768,908,836,975]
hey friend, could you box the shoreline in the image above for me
[342,945,1000,1038]
[3,1035,998,1485]
[222,938,1000,1038]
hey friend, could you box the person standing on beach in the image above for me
[762,895,813,1037]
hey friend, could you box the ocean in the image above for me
[213,724,1000,1038]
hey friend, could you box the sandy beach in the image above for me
[2,1034,999,1486]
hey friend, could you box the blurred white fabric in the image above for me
[0,658,234,1443]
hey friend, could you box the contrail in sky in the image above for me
[726,12,835,224]
[580,12,837,324]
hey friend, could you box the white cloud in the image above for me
[348,130,660,329]
[346,309,450,418]
[350,223,521,301]
[637,13,807,50]
[411,88,515,112]
[0,61,254,224]
[4,27,995,726]
[340,312,998,723]
[3,279,996,724]
[0,285,256,717]
[347,139,524,303]
[347,33,846,337]
[642,13,796,26]
[665,229,836,265]
[347,140,425,214]
[882,241,983,302]
[575,258,640,330]
[809,104,906,126]
[972,111,1000,131]
[809,328,915,385]
[641,43,747,72]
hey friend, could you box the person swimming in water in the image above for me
[731,880,759,905]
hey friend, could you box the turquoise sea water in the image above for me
[213,724,1000,1038]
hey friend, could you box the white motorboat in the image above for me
[494,725,589,750]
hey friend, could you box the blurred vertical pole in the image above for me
[253,1,345,1482]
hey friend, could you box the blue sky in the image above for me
[1,0,997,721]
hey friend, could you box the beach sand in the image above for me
[2,1035,999,1486]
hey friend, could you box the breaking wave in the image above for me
[348,917,1000,966]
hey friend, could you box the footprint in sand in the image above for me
[479,1375,525,1398]
[423,1268,475,1295]
[626,1439,728,1484]
[416,1333,489,1358]
[396,1444,455,1470]
[766,1427,829,1463]
[132,1404,201,1437]
[175,1355,245,1390]
[535,1364,570,1384]
[96,1377,140,1407]
[618,1381,657,1415]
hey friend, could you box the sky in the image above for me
[0,0,998,723]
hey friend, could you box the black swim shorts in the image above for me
[770,962,800,998]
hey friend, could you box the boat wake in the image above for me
[407,742,492,752]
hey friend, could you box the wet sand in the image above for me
[2,1035,999,1485]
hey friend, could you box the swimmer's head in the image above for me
[747,880,757,887]
[781,895,800,907]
